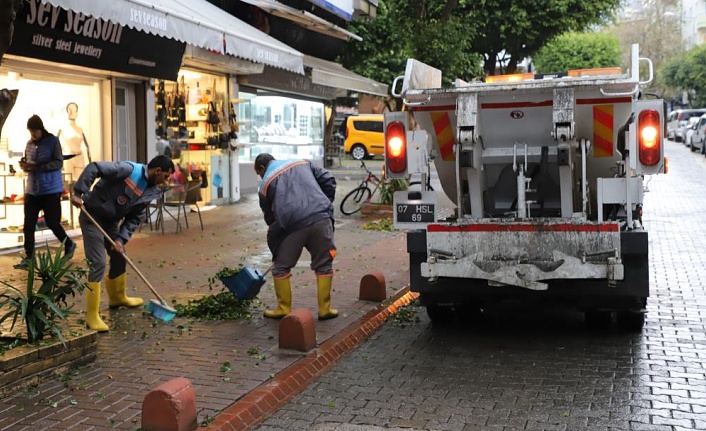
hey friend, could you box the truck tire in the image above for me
[585,310,612,330]
[425,304,453,324]
[616,311,645,332]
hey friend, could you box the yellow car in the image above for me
[343,114,384,160]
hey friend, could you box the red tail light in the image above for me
[385,121,407,174]
[638,109,660,166]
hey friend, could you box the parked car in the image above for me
[688,113,706,154]
[343,114,384,160]
[684,117,701,150]
[667,109,706,142]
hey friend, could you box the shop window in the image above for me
[0,70,101,249]
[154,69,231,205]
[235,92,324,162]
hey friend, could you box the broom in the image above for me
[80,206,177,322]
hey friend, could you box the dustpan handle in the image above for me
[80,205,167,304]
[261,265,273,278]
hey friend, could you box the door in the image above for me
[114,81,137,162]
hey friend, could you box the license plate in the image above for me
[393,191,436,229]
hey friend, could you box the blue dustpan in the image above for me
[220,265,271,300]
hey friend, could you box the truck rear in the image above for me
[384,44,665,331]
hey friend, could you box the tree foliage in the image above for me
[532,32,621,73]
[339,0,622,88]
[659,45,706,107]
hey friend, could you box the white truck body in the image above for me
[385,44,665,330]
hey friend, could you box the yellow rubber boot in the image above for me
[85,282,109,332]
[264,275,292,319]
[105,273,144,308]
[317,274,338,321]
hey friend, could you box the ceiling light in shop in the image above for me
[178,70,202,80]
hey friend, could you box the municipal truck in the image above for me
[384,44,665,331]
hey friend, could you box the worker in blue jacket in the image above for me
[254,153,338,320]
[70,155,173,332]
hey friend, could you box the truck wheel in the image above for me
[616,311,645,332]
[426,305,453,324]
[350,144,368,160]
[585,310,612,330]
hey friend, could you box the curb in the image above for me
[205,287,419,431]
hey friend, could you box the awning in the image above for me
[304,55,388,97]
[44,0,305,74]
[239,0,362,42]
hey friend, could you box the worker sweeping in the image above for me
[254,153,338,320]
[70,155,174,332]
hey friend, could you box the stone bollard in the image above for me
[279,308,316,352]
[358,271,387,302]
[142,377,198,431]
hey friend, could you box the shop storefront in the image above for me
[0,0,185,250]
[153,67,231,206]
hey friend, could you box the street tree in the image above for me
[659,45,706,107]
[340,0,622,86]
[606,0,682,100]
[531,32,621,74]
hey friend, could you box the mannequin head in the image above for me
[66,102,79,121]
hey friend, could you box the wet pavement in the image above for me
[0,159,415,430]
[256,140,706,431]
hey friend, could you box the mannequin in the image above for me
[57,101,92,180]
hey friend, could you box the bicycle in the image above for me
[339,160,384,215]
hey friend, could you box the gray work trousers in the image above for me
[79,214,126,282]
[272,218,335,278]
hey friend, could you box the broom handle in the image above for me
[80,205,167,304]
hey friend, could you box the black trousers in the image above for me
[23,193,71,257]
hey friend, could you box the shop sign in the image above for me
[246,66,339,100]
[7,0,185,80]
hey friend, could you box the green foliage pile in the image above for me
[173,291,260,321]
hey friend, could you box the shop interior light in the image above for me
[178,70,202,80]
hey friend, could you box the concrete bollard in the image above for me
[358,271,387,302]
[142,377,198,431]
[279,308,316,352]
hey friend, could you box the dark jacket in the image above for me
[73,161,160,244]
[24,133,63,196]
[258,159,336,253]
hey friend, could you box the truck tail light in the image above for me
[638,109,660,166]
[385,121,407,174]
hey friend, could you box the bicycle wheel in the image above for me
[340,186,372,215]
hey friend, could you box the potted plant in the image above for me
[378,178,409,205]
[0,244,90,348]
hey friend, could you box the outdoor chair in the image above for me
[163,179,202,232]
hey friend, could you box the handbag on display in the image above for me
[207,101,220,125]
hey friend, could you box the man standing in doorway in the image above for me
[15,114,76,269]
[254,153,338,321]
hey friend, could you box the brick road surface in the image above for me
[0,160,415,430]
[256,139,706,431]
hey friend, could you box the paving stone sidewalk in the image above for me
[0,166,410,431]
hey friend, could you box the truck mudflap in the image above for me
[420,220,624,290]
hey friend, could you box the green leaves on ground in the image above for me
[362,218,395,232]
[173,291,260,320]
